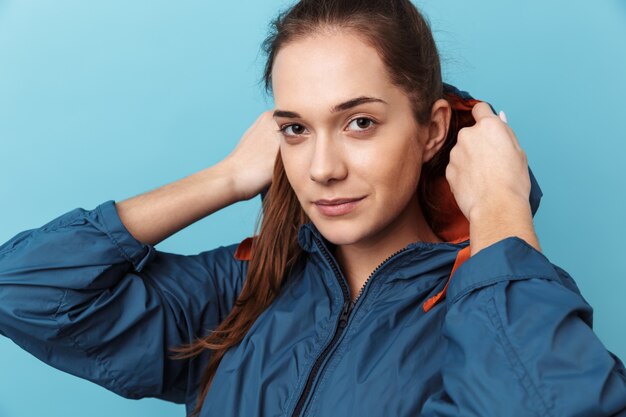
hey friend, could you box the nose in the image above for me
[308,133,348,185]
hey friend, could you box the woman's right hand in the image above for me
[222,110,282,201]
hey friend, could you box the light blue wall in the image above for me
[1,1,624,416]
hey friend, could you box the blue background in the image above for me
[1,1,624,416]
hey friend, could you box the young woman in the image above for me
[1,0,625,416]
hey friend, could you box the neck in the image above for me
[333,194,442,300]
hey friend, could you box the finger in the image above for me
[471,101,499,122]
[498,110,508,124]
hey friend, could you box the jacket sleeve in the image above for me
[0,199,247,404]
[421,236,626,417]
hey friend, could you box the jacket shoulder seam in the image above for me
[450,273,557,305]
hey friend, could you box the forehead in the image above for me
[271,32,395,112]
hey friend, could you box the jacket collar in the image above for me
[297,222,327,254]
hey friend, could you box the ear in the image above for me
[421,98,451,164]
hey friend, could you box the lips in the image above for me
[313,196,366,217]
[314,197,365,205]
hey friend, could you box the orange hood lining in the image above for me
[234,88,483,313]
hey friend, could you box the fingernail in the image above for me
[498,110,508,124]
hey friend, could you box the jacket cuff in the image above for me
[446,236,561,306]
[95,199,155,272]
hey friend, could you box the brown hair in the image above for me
[168,1,457,415]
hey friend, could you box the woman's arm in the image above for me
[0,200,248,403]
[468,198,541,256]
[114,110,281,247]
[0,110,279,403]
[421,211,626,416]
[115,161,240,247]
[424,102,626,415]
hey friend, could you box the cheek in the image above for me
[348,136,420,188]
[280,145,308,194]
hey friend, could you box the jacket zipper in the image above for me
[289,237,412,417]
[290,236,352,417]
[349,245,412,309]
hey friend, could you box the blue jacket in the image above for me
[1,84,626,417]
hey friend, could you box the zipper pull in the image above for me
[338,300,353,328]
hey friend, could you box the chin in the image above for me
[314,220,368,247]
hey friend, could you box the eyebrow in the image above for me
[273,96,387,119]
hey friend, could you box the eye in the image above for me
[347,117,376,132]
[277,123,307,138]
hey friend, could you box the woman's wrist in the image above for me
[468,198,542,256]
[208,158,246,203]
[205,159,249,204]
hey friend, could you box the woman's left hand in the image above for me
[445,101,530,223]
[445,101,540,255]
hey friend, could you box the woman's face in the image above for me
[272,31,446,249]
